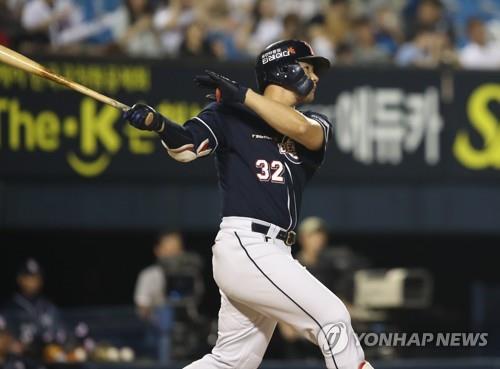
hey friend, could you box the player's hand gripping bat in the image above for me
[0,45,130,111]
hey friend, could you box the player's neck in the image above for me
[263,85,297,107]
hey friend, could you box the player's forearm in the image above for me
[125,104,216,162]
[157,118,211,163]
[244,90,322,150]
[156,116,193,148]
[245,90,308,136]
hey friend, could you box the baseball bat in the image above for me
[0,45,130,111]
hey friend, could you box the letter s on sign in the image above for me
[453,84,500,169]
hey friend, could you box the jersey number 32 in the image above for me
[256,160,285,184]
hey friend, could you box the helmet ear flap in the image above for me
[277,64,290,81]
[268,64,290,87]
[257,66,286,93]
[258,63,313,97]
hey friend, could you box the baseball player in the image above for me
[124,40,373,369]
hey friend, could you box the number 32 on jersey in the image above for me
[256,160,285,184]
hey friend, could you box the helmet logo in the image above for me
[262,47,293,65]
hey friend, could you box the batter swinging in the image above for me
[124,40,373,369]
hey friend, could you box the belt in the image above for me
[251,222,297,246]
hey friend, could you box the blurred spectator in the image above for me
[278,217,370,359]
[6,0,28,19]
[20,0,83,48]
[134,231,205,360]
[0,0,497,69]
[112,0,161,57]
[135,231,184,319]
[19,0,124,52]
[0,316,14,363]
[225,0,254,27]
[274,0,324,20]
[0,315,45,369]
[281,13,303,41]
[179,21,214,59]
[153,0,196,56]
[293,217,369,302]
[134,231,204,319]
[324,0,352,47]
[449,0,500,47]
[306,14,335,63]
[397,24,458,68]
[3,259,66,360]
[48,0,126,50]
[201,0,243,60]
[18,0,125,52]
[459,17,500,70]
[70,0,121,47]
[0,0,15,46]
[334,41,354,65]
[404,0,454,42]
[373,3,403,56]
[241,0,283,56]
[351,16,390,65]
[396,26,440,67]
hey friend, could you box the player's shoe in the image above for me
[359,361,375,369]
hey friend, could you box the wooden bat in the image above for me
[0,45,130,111]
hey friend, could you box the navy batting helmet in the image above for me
[255,39,330,95]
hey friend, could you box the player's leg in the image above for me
[183,290,276,369]
[217,229,366,369]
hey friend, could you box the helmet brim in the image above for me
[296,56,331,76]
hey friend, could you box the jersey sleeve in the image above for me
[183,103,226,155]
[303,110,334,165]
[160,102,226,162]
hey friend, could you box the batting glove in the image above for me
[123,103,165,132]
[194,70,248,104]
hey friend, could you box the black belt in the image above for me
[251,222,296,246]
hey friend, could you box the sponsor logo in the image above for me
[307,86,443,165]
[261,48,293,65]
[251,133,273,140]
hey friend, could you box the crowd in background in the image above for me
[1,0,500,69]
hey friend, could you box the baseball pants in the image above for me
[184,216,365,369]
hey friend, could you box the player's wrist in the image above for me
[151,113,166,132]
[155,116,173,142]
